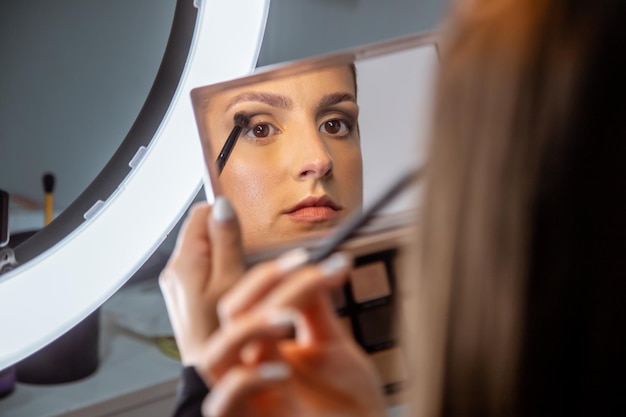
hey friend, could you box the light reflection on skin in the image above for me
[204,66,364,249]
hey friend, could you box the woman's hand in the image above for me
[159,197,245,366]
[197,251,388,417]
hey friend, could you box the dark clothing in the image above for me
[171,367,209,417]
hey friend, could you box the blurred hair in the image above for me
[410,0,626,416]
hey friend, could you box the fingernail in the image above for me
[276,248,309,272]
[212,196,234,222]
[267,309,297,328]
[319,252,352,277]
[200,364,291,416]
[257,362,291,380]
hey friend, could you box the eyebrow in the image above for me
[223,90,357,113]
[318,92,357,109]
[225,92,292,112]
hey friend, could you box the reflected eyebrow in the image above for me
[318,92,357,108]
[225,92,292,111]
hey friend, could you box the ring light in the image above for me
[0,0,270,370]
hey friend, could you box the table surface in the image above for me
[0,277,409,417]
[0,280,183,417]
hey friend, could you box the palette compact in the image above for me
[190,32,440,405]
[331,219,414,404]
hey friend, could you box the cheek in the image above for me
[334,146,364,205]
[219,160,278,245]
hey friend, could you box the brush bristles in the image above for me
[234,113,249,128]
[43,173,55,193]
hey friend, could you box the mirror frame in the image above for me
[189,31,439,259]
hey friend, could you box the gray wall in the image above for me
[259,0,445,66]
[0,0,176,213]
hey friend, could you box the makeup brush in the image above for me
[42,172,55,226]
[216,113,250,176]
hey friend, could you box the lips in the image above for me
[283,195,343,222]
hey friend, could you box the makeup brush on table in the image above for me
[42,172,55,226]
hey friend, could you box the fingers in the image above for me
[217,251,352,347]
[173,203,211,257]
[256,252,351,313]
[255,253,352,343]
[209,197,246,294]
[198,310,296,382]
[159,203,222,365]
[160,197,244,294]
[217,248,310,322]
[160,202,212,292]
[158,197,247,366]
[201,362,290,417]
[218,249,350,321]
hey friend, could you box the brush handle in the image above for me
[44,193,54,226]
[42,172,55,225]
[216,125,244,175]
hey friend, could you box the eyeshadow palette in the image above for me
[338,250,398,353]
[240,211,416,404]
[332,223,413,404]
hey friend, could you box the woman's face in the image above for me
[205,66,363,249]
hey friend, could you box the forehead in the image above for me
[207,65,355,112]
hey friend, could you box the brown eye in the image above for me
[252,124,270,137]
[320,119,351,137]
[325,120,341,134]
[241,119,280,144]
[244,123,277,139]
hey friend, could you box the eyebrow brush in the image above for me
[216,113,250,176]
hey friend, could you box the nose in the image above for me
[291,130,334,181]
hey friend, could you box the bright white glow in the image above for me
[0,0,270,370]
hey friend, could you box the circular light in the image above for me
[0,0,270,370]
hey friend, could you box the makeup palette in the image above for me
[332,223,413,405]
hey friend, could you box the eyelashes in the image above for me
[319,118,353,137]
[237,112,357,144]
[240,119,280,145]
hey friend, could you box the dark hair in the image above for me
[349,62,357,97]
[412,1,626,416]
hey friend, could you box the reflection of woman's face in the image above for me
[206,66,363,249]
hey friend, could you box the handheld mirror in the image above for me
[191,32,439,259]
[190,32,440,405]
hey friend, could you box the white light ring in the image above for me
[0,0,270,370]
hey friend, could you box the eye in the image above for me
[320,118,352,137]
[244,123,278,139]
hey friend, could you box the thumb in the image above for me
[209,196,246,294]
